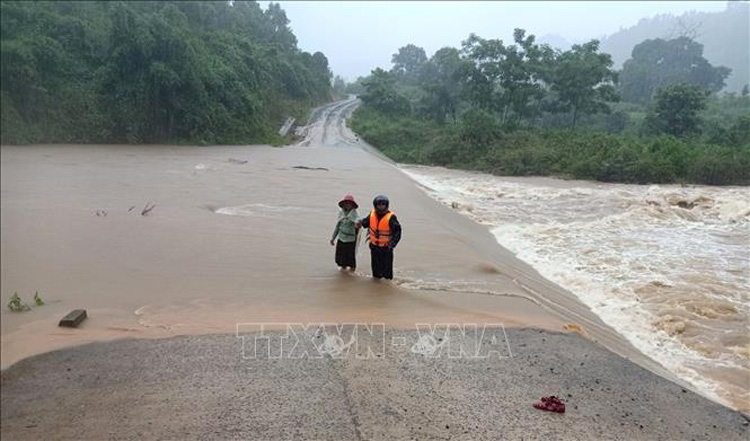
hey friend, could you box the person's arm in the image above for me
[331,219,341,244]
[389,215,402,248]
[357,214,370,230]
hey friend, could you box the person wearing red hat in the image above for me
[330,194,360,271]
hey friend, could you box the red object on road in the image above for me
[533,396,566,413]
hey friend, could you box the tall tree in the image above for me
[390,44,427,82]
[418,47,467,123]
[360,68,411,116]
[497,29,551,125]
[460,29,555,126]
[263,2,297,50]
[551,40,619,127]
[619,37,731,104]
[460,33,505,112]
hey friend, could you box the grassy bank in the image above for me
[350,106,750,185]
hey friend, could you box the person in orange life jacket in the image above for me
[355,195,402,280]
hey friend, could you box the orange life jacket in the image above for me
[368,209,394,247]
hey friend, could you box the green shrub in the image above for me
[689,147,750,185]
[350,104,750,186]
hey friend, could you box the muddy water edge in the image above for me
[0,99,720,411]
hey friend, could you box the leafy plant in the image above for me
[34,291,44,306]
[8,292,30,312]
[648,84,708,137]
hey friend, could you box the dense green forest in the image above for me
[348,29,750,185]
[1,1,333,145]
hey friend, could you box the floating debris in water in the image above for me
[141,202,156,216]
[292,166,328,171]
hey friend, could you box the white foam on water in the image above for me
[400,164,750,410]
[194,163,223,172]
[215,203,303,217]
[393,276,543,306]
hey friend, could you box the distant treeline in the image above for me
[348,29,750,185]
[1,1,333,145]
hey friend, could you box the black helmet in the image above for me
[373,195,389,209]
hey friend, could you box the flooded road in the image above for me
[1,98,729,410]
[1,99,559,366]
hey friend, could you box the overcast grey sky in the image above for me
[258,1,731,81]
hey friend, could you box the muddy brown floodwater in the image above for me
[0,98,709,407]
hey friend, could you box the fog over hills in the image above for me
[536,3,748,93]
[600,2,749,93]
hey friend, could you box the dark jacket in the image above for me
[361,210,402,248]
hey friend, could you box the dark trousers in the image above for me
[335,240,356,268]
[370,245,394,279]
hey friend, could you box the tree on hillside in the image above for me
[345,76,366,95]
[460,33,503,111]
[263,2,297,50]
[332,75,346,97]
[498,29,554,126]
[299,51,333,97]
[418,47,467,123]
[360,68,411,116]
[645,83,707,137]
[390,44,427,82]
[599,3,748,93]
[460,29,556,126]
[551,40,619,127]
[619,37,730,104]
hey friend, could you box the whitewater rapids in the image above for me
[401,164,750,411]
